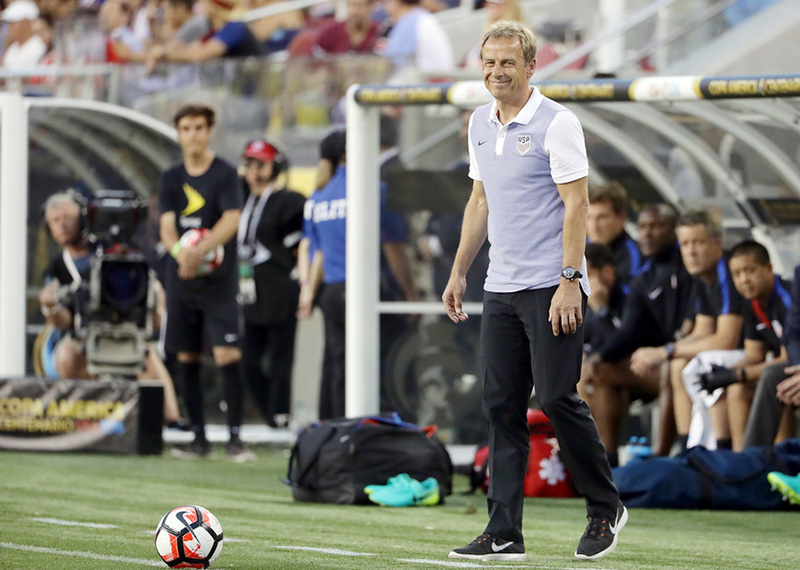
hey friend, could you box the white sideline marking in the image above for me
[0,541,162,566]
[273,545,377,556]
[399,559,613,570]
[31,517,119,529]
[398,560,488,568]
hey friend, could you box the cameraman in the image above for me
[39,192,91,378]
[38,191,183,424]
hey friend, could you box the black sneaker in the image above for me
[449,533,526,561]
[170,438,212,459]
[226,438,256,463]
[574,502,628,560]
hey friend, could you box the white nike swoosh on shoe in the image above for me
[609,506,628,534]
[491,541,514,552]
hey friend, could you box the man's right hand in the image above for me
[777,368,800,406]
[297,286,314,319]
[39,280,60,307]
[442,274,468,323]
[176,245,202,280]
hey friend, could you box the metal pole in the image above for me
[0,93,29,377]
[344,85,380,417]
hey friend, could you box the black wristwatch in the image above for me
[561,266,582,281]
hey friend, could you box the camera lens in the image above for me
[101,260,148,316]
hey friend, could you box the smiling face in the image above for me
[730,253,773,301]
[481,36,535,105]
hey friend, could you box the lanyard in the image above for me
[751,299,772,331]
[62,249,82,285]
[237,184,273,256]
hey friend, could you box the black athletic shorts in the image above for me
[164,288,241,354]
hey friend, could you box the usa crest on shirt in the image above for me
[517,134,531,155]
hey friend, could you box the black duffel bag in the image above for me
[285,414,453,505]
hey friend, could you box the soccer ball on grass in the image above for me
[154,505,223,568]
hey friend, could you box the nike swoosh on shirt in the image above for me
[224,333,238,343]
[477,140,487,146]
[491,541,514,552]
[647,286,663,300]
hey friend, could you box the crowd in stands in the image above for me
[0,0,596,79]
[0,0,460,70]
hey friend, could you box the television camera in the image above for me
[57,190,156,378]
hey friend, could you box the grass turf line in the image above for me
[0,446,798,570]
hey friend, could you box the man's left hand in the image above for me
[549,282,582,336]
[630,346,667,377]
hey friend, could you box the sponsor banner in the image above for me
[354,84,450,106]
[698,75,800,99]
[538,80,632,102]
[353,74,800,108]
[0,378,162,454]
[628,76,701,101]
[447,82,493,107]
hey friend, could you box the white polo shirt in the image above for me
[468,87,590,293]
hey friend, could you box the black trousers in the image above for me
[318,282,346,420]
[742,362,788,448]
[242,317,298,424]
[481,287,618,543]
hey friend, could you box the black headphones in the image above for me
[268,140,289,180]
[42,189,89,239]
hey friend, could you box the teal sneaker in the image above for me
[365,473,440,507]
[768,472,800,505]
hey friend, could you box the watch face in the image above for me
[562,267,580,280]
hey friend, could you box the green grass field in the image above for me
[1,444,797,570]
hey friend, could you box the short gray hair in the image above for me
[43,192,81,217]
[677,209,722,241]
[481,20,538,64]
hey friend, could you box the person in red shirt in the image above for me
[311,0,380,55]
[289,0,380,55]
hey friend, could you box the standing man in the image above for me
[299,129,410,420]
[159,104,254,462]
[238,139,306,429]
[444,21,625,562]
